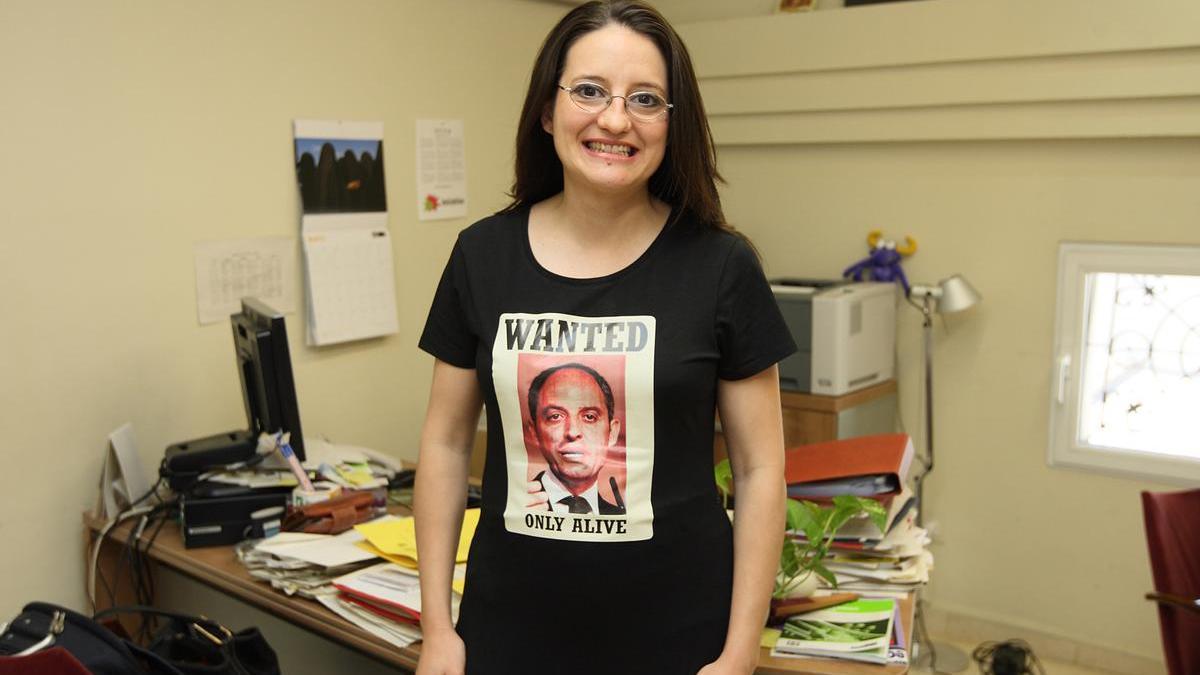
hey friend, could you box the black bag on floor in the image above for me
[93,606,280,675]
[0,602,182,674]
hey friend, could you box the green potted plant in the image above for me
[714,459,888,600]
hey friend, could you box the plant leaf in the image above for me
[784,498,807,532]
[812,562,839,588]
[831,495,889,534]
[797,501,825,543]
[779,538,801,577]
[778,494,892,599]
[714,459,733,498]
[860,498,889,533]
[826,504,857,533]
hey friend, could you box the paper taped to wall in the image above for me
[293,119,398,346]
[193,237,297,325]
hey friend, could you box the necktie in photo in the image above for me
[558,495,592,514]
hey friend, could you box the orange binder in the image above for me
[784,433,915,495]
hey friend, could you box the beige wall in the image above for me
[0,0,563,619]
[678,0,1200,665]
[3,0,1194,668]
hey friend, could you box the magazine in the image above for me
[771,597,896,664]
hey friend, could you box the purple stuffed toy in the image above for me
[842,230,918,295]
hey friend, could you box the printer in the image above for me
[771,280,896,396]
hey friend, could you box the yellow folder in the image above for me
[353,508,480,568]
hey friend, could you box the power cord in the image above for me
[88,505,156,611]
[88,477,174,612]
[912,597,954,674]
[972,639,1045,675]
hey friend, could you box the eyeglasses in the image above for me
[557,82,673,122]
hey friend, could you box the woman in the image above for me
[414,2,794,673]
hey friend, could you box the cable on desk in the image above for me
[88,477,170,612]
[118,502,169,608]
[109,514,145,608]
[139,508,171,599]
[125,497,175,642]
[89,506,155,611]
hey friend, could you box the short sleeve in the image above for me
[418,239,478,368]
[715,237,797,380]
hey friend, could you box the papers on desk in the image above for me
[239,510,478,649]
[206,469,298,489]
[235,518,396,597]
[770,597,904,665]
[254,528,381,568]
[354,508,479,567]
[326,561,463,649]
[317,594,422,649]
[301,437,400,488]
[332,563,461,622]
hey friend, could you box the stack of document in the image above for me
[790,504,933,597]
[240,508,481,650]
[769,597,908,666]
[303,438,403,490]
[210,438,402,492]
[783,434,932,597]
[321,509,480,649]
[319,565,427,649]
[235,524,385,598]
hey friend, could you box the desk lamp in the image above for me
[908,273,981,673]
[908,274,981,525]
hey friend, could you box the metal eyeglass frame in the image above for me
[556,83,673,122]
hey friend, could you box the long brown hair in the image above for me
[502,0,729,232]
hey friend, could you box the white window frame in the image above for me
[1048,241,1200,484]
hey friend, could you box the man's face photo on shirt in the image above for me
[532,366,620,492]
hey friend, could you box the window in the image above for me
[1049,242,1200,483]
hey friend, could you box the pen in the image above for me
[278,433,315,491]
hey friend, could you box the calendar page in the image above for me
[302,222,398,345]
[294,119,399,346]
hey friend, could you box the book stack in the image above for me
[771,597,909,666]
[784,434,933,597]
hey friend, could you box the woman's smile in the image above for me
[583,139,639,159]
[545,24,669,195]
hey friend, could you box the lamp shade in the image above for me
[936,274,981,314]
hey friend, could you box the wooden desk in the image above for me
[715,379,898,464]
[85,512,912,674]
[85,512,421,670]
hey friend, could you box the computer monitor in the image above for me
[232,298,305,461]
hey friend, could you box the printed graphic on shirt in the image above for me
[493,313,655,542]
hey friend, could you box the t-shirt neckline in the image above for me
[520,205,675,285]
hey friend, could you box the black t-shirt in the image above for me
[419,207,796,674]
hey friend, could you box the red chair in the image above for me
[0,647,91,675]
[1142,488,1200,675]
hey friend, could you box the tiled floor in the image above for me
[910,637,1108,674]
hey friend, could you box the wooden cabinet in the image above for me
[715,379,897,462]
